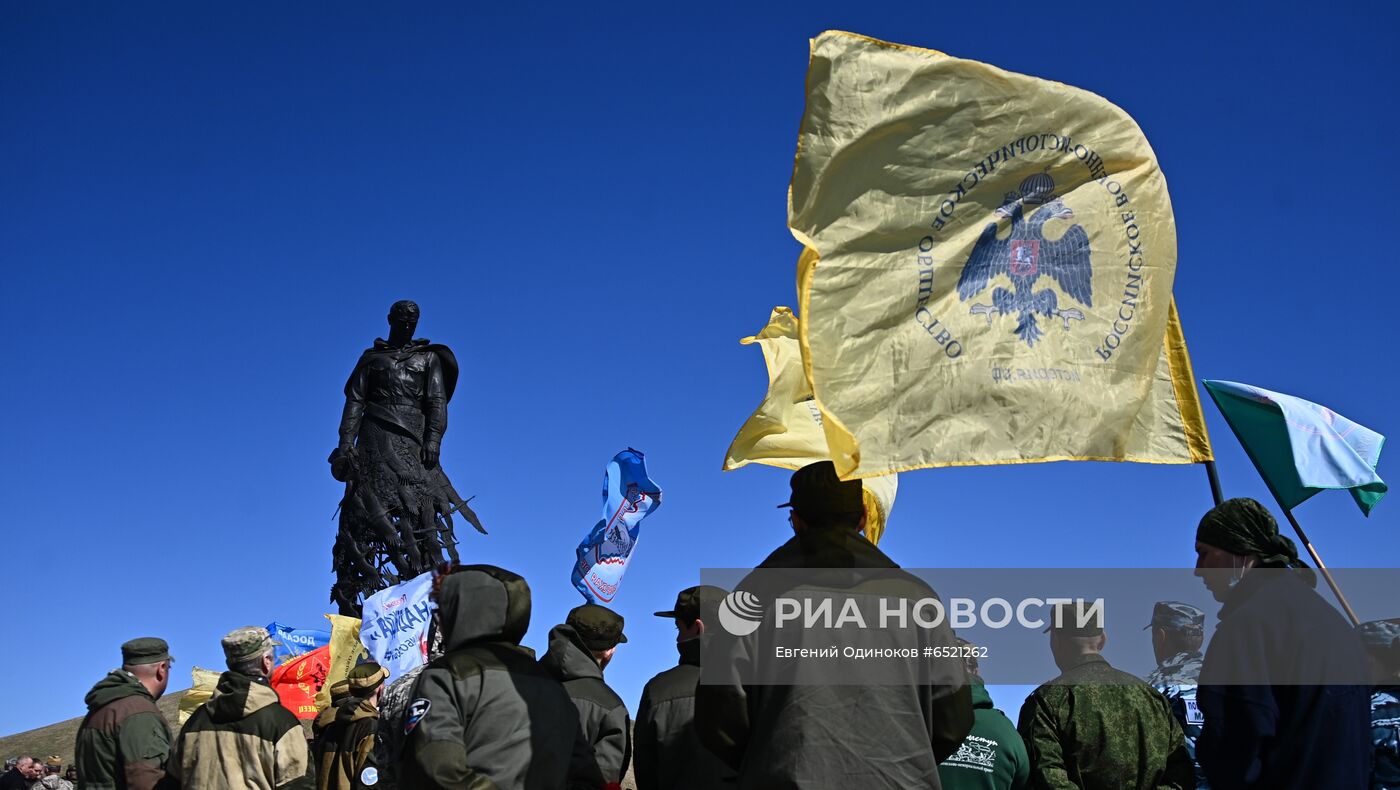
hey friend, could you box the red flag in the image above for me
[269,644,330,719]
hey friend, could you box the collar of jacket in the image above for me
[1217,567,1305,620]
[540,624,604,682]
[209,670,282,723]
[1057,653,1109,676]
[677,635,703,667]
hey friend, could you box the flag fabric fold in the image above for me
[266,622,330,666]
[572,449,661,604]
[1204,380,1386,515]
[787,31,1211,477]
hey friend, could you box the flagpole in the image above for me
[1280,507,1361,627]
[1203,461,1224,506]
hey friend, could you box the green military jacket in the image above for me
[74,670,172,790]
[313,697,378,790]
[1017,654,1193,790]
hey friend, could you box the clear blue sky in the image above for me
[3,2,1398,737]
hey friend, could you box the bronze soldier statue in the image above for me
[329,300,484,615]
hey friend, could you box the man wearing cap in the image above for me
[1017,602,1193,789]
[539,603,632,787]
[1144,602,1209,789]
[634,586,735,790]
[1359,619,1400,790]
[169,627,312,789]
[695,460,972,789]
[1191,498,1370,790]
[313,662,389,790]
[74,638,175,790]
[33,758,70,790]
[400,564,602,789]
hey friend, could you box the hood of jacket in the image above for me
[969,676,993,709]
[539,624,604,682]
[36,775,69,789]
[335,697,379,725]
[207,670,282,724]
[84,669,154,712]
[437,565,532,651]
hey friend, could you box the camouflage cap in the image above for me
[1143,601,1206,633]
[1043,601,1105,637]
[121,637,173,666]
[1358,618,1400,649]
[567,603,628,651]
[346,662,389,695]
[654,585,728,625]
[221,626,278,663]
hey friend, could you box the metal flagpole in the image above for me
[1280,507,1361,627]
[1203,460,1224,506]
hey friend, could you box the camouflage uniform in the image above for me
[1360,619,1400,790]
[1144,602,1208,790]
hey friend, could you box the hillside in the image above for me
[0,690,186,767]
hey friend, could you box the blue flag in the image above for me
[572,449,662,603]
[1204,380,1387,515]
[266,622,331,665]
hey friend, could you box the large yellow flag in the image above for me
[789,31,1211,478]
[723,291,898,544]
[315,614,366,709]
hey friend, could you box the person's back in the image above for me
[400,565,602,790]
[313,664,387,790]
[695,461,973,790]
[169,627,311,790]
[74,639,175,790]
[537,613,631,786]
[939,677,1028,790]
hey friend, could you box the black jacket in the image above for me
[401,567,602,790]
[538,624,632,785]
[1196,570,1371,790]
[695,526,973,789]
[635,637,736,790]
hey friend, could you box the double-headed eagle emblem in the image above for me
[957,173,1093,347]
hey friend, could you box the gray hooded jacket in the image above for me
[539,624,632,784]
[400,566,603,790]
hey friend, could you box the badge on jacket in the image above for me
[405,698,431,735]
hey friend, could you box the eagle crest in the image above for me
[957,174,1093,347]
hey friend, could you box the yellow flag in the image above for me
[789,31,1212,477]
[316,614,366,709]
[723,291,898,544]
[177,666,221,725]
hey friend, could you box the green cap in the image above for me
[1144,601,1205,633]
[1358,619,1400,649]
[346,662,389,695]
[1043,601,1105,637]
[654,585,728,625]
[567,603,628,651]
[121,637,173,666]
[221,626,278,663]
[777,461,864,520]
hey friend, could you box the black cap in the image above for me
[1043,601,1105,637]
[654,585,728,624]
[777,461,863,519]
[121,637,173,666]
[567,603,628,651]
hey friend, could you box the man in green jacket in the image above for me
[539,604,632,787]
[938,639,1029,790]
[169,627,313,789]
[74,637,175,790]
[1017,603,1193,790]
[313,663,388,790]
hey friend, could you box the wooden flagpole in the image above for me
[1280,507,1361,627]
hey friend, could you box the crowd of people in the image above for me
[14,462,1400,789]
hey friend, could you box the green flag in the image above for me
[1204,380,1386,516]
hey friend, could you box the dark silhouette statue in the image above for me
[329,300,484,614]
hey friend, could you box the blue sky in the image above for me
[3,2,1398,736]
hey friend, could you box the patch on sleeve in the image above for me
[404,698,431,735]
[359,766,379,786]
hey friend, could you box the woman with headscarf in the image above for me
[1192,498,1371,790]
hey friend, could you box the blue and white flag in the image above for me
[572,449,662,603]
[359,571,434,682]
[266,622,330,666]
[1205,380,1387,515]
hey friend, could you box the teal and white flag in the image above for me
[1204,380,1386,515]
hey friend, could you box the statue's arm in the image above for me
[338,358,368,450]
[423,352,447,465]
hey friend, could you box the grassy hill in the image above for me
[0,690,186,768]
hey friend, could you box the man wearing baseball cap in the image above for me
[635,586,735,790]
[169,627,312,789]
[313,662,389,790]
[1144,601,1208,789]
[74,637,175,790]
[1018,602,1192,790]
[539,603,632,787]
